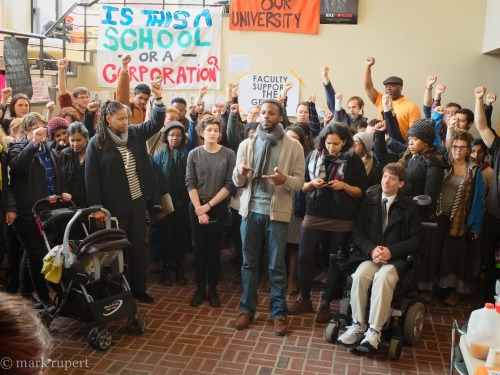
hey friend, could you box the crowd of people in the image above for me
[0,54,499,351]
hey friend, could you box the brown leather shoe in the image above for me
[235,312,253,330]
[273,318,288,336]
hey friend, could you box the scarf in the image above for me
[161,146,187,202]
[436,165,474,236]
[307,148,353,181]
[253,123,284,191]
[362,154,374,176]
[106,127,128,146]
[106,127,142,200]
[35,143,56,196]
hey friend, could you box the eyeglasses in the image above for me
[353,141,362,146]
[451,145,468,151]
[167,133,182,138]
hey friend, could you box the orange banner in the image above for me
[229,0,320,35]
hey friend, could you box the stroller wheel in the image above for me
[88,327,99,346]
[403,302,425,345]
[38,311,52,329]
[127,314,147,334]
[388,338,402,360]
[323,320,339,343]
[95,329,112,350]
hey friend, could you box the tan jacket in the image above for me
[232,132,305,222]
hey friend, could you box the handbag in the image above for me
[161,193,175,215]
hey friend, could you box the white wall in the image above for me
[483,0,500,53]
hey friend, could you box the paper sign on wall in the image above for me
[228,55,251,73]
[31,78,51,102]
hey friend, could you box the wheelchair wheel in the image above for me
[339,298,351,325]
[403,302,425,345]
[323,320,339,343]
[389,338,402,360]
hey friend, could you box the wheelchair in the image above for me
[323,245,426,359]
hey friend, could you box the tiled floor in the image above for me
[45,247,478,375]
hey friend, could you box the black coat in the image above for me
[352,186,423,277]
[1,150,16,224]
[304,151,366,221]
[59,146,87,208]
[85,104,165,216]
[8,139,63,216]
[373,130,448,206]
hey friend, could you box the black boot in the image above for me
[190,285,206,307]
[160,264,171,286]
[207,286,220,307]
[175,266,186,286]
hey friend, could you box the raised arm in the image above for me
[485,93,497,133]
[382,95,405,144]
[1,87,12,109]
[57,58,69,96]
[306,94,321,136]
[333,93,347,123]
[116,54,132,107]
[227,103,242,153]
[364,57,379,105]
[474,86,495,148]
[322,66,336,113]
[423,75,437,118]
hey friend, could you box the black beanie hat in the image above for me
[406,119,435,146]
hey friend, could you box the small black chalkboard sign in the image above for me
[3,36,33,99]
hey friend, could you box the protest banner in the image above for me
[97,5,222,89]
[229,0,320,35]
[3,37,33,99]
[238,74,299,117]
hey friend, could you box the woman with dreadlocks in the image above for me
[85,77,165,304]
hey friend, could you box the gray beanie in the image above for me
[354,132,374,153]
[406,119,435,146]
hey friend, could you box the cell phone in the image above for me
[209,219,218,224]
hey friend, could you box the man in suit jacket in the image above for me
[338,162,423,352]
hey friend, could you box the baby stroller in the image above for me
[34,196,146,350]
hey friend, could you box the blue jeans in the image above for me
[240,212,288,319]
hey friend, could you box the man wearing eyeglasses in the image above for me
[58,58,93,122]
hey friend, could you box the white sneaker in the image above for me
[338,322,366,347]
[356,328,381,352]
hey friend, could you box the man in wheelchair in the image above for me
[338,163,423,352]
